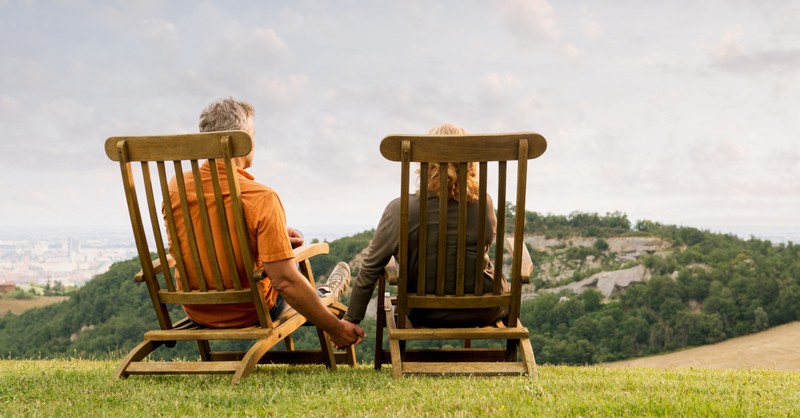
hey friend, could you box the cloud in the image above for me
[212,26,289,63]
[708,30,800,74]
[141,18,179,50]
[255,74,309,107]
[579,7,601,38]
[492,0,558,46]
[479,73,523,101]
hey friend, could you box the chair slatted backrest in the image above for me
[380,133,547,329]
[104,131,273,330]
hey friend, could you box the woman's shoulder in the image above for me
[385,194,421,208]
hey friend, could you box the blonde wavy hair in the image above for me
[422,123,480,202]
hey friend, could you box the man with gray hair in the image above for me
[165,97,365,348]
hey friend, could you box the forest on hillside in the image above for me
[1,210,798,365]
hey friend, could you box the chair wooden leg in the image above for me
[115,339,163,379]
[375,277,387,371]
[505,338,518,362]
[283,334,295,351]
[384,295,403,378]
[520,337,538,380]
[316,327,337,370]
[233,314,308,383]
[232,339,272,384]
[344,344,357,367]
[197,340,211,361]
[324,300,355,367]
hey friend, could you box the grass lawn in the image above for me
[1,360,799,417]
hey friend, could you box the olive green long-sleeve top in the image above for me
[344,193,505,327]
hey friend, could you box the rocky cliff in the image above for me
[522,234,674,299]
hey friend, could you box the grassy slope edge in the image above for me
[1,361,799,417]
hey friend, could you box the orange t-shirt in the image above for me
[165,160,295,327]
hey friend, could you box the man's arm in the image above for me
[263,258,365,348]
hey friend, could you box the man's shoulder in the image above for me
[238,177,283,213]
[237,174,276,194]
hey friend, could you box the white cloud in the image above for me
[493,0,558,46]
[252,28,289,53]
[255,74,309,106]
[141,18,179,48]
[213,26,289,62]
[708,29,800,74]
[479,73,523,100]
[0,95,20,112]
[579,7,601,38]
[1,1,798,233]
[562,42,580,59]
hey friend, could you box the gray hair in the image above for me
[198,97,255,132]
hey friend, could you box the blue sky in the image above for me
[1,1,798,239]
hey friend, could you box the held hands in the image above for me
[330,320,366,349]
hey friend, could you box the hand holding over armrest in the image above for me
[505,237,533,283]
[383,257,399,286]
[287,227,304,248]
[291,242,330,263]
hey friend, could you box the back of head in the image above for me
[428,123,468,136]
[425,123,479,202]
[199,98,255,132]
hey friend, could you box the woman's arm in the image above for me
[344,199,400,324]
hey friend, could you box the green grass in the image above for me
[1,360,799,417]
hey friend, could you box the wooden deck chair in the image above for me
[373,132,546,378]
[104,130,355,383]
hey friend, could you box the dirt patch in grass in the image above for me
[0,296,69,317]
[603,321,800,371]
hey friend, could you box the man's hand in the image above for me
[287,227,304,248]
[329,320,366,349]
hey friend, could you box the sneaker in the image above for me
[317,262,351,301]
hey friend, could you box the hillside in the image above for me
[0,210,798,367]
[604,321,800,371]
[0,296,68,317]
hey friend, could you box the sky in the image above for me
[1,0,799,241]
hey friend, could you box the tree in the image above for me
[752,307,769,332]
[673,311,725,346]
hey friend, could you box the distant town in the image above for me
[0,228,137,288]
[0,224,797,291]
[0,224,368,290]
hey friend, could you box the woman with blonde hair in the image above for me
[344,123,506,328]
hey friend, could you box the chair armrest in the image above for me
[505,237,533,284]
[382,256,399,285]
[292,242,330,262]
[134,255,176,283]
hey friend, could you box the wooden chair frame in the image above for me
[373,132,546,378]
[105,130,355,383]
